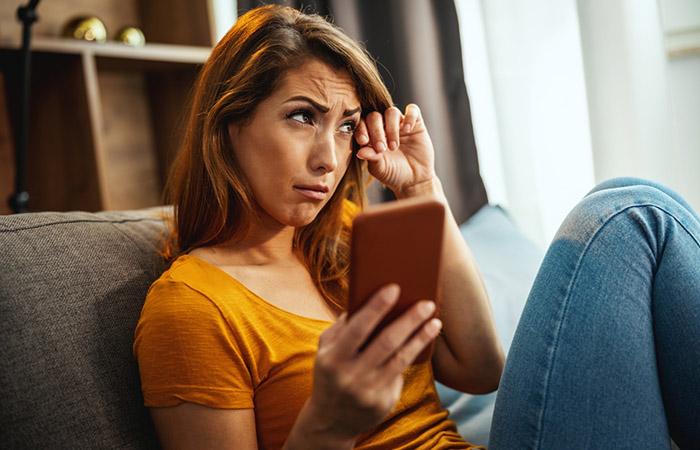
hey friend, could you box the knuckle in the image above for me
[354,390,376,410]
[316,353,335,374]
[393,347,414,369]
[386,106,401,116]
[367,111,382,122]
[376,334,399,354]
[335,373,354,391]
[346,318,365,339]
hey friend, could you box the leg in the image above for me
[489,178,700,449]
[588,176,700,224]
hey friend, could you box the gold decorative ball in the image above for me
[63,16,107,43]
[116,26,146,47]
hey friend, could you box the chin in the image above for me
[272,204,322,228]
[287,211,320,227]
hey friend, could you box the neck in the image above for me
[213,213,299,267]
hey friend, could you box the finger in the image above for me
[356,145,382,162]
[366,111,388,153]
[334,284,401,355]
[376,318,442,383]
[355,119,370,146]
[357,300,437,368]
[401,103,421,134]
[318,311,347,346]
[384,106,402,151]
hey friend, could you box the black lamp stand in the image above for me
[8,0,41,213]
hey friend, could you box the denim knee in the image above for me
[587,177,668,197]
[556,182,685,247]
[586,177,700,225]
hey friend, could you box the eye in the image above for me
[339,120,357,135]
[288,109,313,125]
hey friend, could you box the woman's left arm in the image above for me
[396,177,504,394]
[355,104,504,394]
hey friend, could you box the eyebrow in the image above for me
[285,95,361,117]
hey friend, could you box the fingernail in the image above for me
[376,141,387,152]
[403,124,411,133]
[427,318,442,334]
[384,284,400,302]
[358,134,368,144]
[389,140,398,151]
[421,301,436,315]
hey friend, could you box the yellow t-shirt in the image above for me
[133,203,481,450]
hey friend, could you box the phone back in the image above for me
[348,197,445,362]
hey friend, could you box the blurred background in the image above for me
[1,0,698,248]
[456,0,700,248]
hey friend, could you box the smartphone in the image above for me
[348,196,445,364]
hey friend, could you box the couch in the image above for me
[0,208,167,448]
[0,205,541,448]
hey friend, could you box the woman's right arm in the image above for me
[149,283,440,450]
[150,404,258,449]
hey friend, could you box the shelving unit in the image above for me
[0,0,223,213]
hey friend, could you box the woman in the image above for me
[134,5,700,449]
[134,5,501,449]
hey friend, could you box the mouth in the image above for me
[293,184,330,201]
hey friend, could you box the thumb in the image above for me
[356,146,382,161]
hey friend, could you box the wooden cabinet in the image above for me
[0,0,225,213]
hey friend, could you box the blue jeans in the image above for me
[489,178,700,449]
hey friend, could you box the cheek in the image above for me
[234,131,296,184]
[338,145,355,175]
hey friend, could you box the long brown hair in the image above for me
[163,5,392,311]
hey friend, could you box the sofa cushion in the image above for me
[0,208,169,449]
[436,204,544,446]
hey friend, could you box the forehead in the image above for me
[276,58,360,107]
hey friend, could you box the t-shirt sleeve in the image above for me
[342,198,360,227]
[133,278,254,409]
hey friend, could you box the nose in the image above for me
[309,130,339,174]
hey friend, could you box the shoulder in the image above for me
[151,254,248,305]
[143,277,217,317]
[137,278,232,346]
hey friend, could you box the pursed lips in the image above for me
[293,184,329,201]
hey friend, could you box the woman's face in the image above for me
[229,58,361,229]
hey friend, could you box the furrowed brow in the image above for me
[286,96,360,117]
[343,107,361,117]
[286,96,329,113]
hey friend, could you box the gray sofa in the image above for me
[0,208,168,449]
[0,205,544,449]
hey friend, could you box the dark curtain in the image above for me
[237,0,488,223]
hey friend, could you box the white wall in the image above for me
[577,0,700,214]
[456,0,596,248]
[666,56,700,211]
[660,0,700,213]
[456,0,700,248]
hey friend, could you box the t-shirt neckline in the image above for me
[178,253,336,326]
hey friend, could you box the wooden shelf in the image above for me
[0,0,218,213]
[0,36,210,66]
